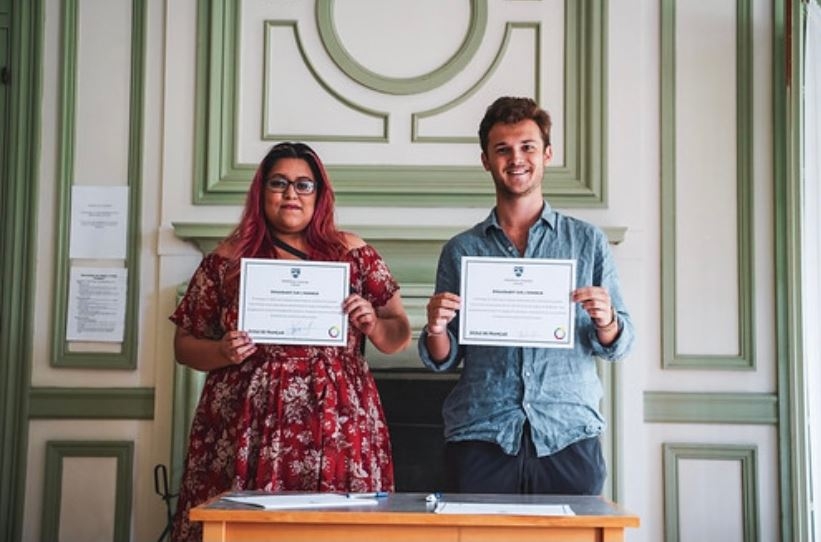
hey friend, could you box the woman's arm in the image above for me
[369,292,412,354]
[174,327,257,372]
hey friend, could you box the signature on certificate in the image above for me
[289,320,315,335]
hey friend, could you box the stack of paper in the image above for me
[221,493,378,510]
[433,502,575,516]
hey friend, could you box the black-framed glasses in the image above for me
[264,175,317,195]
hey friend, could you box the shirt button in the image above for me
[525,403,531,409]
[525,371,531,377]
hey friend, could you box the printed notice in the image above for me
[238,258,349,346]
[66,267,128,342]
[69,186,128,259]
[459,256,576,348]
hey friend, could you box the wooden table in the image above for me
[191,492,639,542]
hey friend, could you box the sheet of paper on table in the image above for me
[221,493,378,510]
[433,502,575,516]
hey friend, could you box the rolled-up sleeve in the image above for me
[586,231,635,362]
[418,327,461,371]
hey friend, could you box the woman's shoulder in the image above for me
[341,231,367,251]
[212,240,235,258]
[340,232,387,263]
[196,245,234,272]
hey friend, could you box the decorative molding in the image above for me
[597,360,619,501]
[41,441,133,542]
[1,0,43,539]
[261,20,388,142]
[315,0,487,95]
[774,1,805,540]
[660,0,756,369]
[171,222,628,255]
[193,0,608,207]
[412,22,540,143]
[28,388,155,420]
[644,391,777,424]
[50,0,146,369]
[663,443,759,542]
[169,364,206,495]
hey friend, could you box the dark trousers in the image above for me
[445,424,606,494]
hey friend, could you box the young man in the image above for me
[419,96,635,494]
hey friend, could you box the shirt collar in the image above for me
[482,199,558,234]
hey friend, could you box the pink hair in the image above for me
[220,143,347,270]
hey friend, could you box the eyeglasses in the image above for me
[264,175,317,195]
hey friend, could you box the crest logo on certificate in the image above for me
[459,256,577,348]
[238,258,350,346]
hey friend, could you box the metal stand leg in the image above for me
[154,464,178,542]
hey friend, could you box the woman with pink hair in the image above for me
[170,142,411,541]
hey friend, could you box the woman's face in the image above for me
[263,157,317,235]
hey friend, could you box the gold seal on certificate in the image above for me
[238,258,350,346]
[459,256,577,348]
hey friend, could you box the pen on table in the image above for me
[347,491,389,499]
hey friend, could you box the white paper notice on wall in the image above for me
[69,186,129,259]
[66,267,128,342]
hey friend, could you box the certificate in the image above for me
[459,256,576,348]
[238,258,349,346]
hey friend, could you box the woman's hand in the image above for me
[343,292,413,355]
[343,294,378,336]
[219,330,257,364]
[174,327,257,371]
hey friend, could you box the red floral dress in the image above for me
[169,246,398,541]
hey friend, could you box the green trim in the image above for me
[412,22,540,143]
[774,1,805,540]
[0,1,42,540]
[261,20,388,142]
[50,0,146,369]
[41,441,133,542]
[597,361,619,501]
[316,0,487,95]
[169,365,206,496]
[193,1,608,207]
[28,388,155,419]
[0,29,7,156]
[663,443,759,542]
[562,0,606,207]
[660,0,756,369]
[644,392,778,424]
[172,222,627,255]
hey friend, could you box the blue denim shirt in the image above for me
[418,201,634,456]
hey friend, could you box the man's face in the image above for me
[481,119,552,199]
